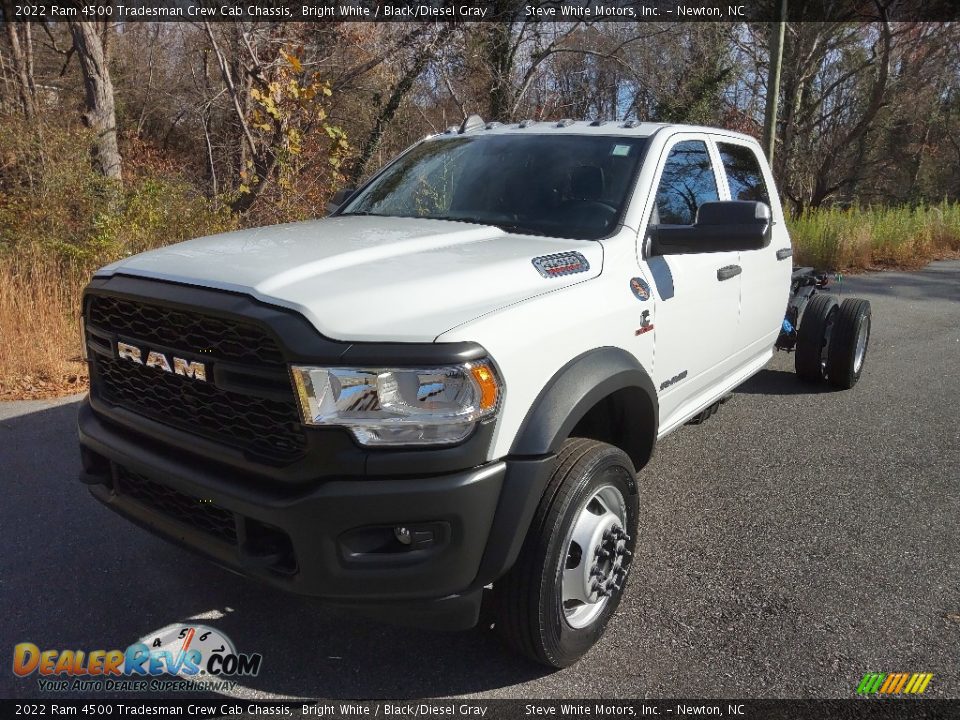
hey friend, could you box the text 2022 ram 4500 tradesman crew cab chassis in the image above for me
[78,118,872,667]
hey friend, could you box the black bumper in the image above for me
[79,401,552,630]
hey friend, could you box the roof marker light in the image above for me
[459,114,485,134]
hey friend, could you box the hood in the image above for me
[97,215,603,342]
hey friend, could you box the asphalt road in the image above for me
[2,261,958,701]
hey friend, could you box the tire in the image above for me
[492,438,639,668]
[795,294,839,383]
[826,298,872,389]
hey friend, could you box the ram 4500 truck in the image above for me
[79,118,871,667]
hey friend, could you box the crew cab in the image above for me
[78,118,870,667]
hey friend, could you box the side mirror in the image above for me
[650,201,772,255]
[326,187,357,215]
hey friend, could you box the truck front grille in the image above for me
[116,466,238,545]
[86,294,307,464]
[88,294,284,367]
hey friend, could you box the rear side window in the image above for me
[717,143,770,205]
[653,140,719,225]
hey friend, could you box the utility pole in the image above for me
[762,0,787,164]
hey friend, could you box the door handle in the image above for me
[717,264,742,281]
[776,248,792,261]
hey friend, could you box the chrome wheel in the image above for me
[853,318,869,373]
[560,484,630,629]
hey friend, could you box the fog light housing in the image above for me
[394,526,412,545]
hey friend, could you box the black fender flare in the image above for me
[510,346,658,468]
[470,347,658,590]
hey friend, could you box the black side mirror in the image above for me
[326,187,357,215]
[650,201,772,255]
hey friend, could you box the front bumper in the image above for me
[78,401,541,630]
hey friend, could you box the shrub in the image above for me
[0,115,234,397]
[788,203,960,271]
[0,116,234,269]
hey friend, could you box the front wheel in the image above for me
[492,438,638,668]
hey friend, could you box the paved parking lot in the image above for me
[2,261,958,700]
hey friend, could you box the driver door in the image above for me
[642,135,741,431]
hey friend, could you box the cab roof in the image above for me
[433,116,758,145]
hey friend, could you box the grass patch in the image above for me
[0,252,88,399]
[787,203,960,272]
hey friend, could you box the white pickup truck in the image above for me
[78,118,871,667]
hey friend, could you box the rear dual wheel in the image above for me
[795,294,838,382]
[493,439,638,668]
[826,298,872,389]
[795,295,871,389]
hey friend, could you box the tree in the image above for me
[203,22,348,214]
[762,0,787,162]
[1,5,37,119]
[347,25,456,184]
[68,20,122,181]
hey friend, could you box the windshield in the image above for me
[341,134,649,240]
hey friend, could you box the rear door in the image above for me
[714,139,792,361]
[641,134,742,429]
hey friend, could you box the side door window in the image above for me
[642,138,739,429]
[716,142,770,205]
[717,141,785,356]
[653,140,720,225]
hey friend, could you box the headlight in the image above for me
[290,361,502,446]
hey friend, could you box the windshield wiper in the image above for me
[492,223,548,237]
[428,215,491,227]
[435,216,550,237]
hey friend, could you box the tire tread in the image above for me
[495,438,598,662]
[493,438,632,666]
[795,294,839,382]
[826,298,871,389]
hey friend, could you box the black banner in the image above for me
[1,699,958,719]
[2,0,959,23]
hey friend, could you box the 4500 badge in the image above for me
[13,624,262,681]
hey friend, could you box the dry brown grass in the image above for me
[788,202,960,272]
[0,252,88,399]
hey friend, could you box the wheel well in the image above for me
[569,386,656,472]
